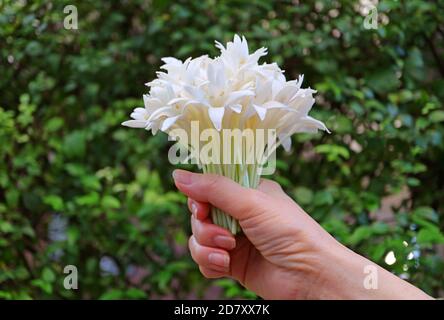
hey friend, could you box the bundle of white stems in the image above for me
[123,35,329,234]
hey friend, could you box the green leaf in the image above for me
[99,289,124,300]
[429,110,444,123]
[81,175,102,191]
[31,279,52,294]
[413,207,438,222]
[0,221,14,233]
[43,195,64,211]
[315,144,350,161]
[126,288,147,299]
[63,131,87,158]
[65,163,86,177]
[366,67,400,94]
[42,268,56,283]
[45,117,64,132]
[75,192,100,206]
[101,195,121,209]
[417,227,444,245]
[293,187,313,205]
[313,190,334,206]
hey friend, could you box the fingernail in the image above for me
[208,253,229,268]
[190,202,198,218]
[214,235,236,250]
[172,170,193,185]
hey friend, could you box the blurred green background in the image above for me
[1,0,444,299]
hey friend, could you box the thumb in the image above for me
[172,169,272,222]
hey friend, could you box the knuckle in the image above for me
[188,236,197,259]
[261,178,282,191]
[187,197,193,212]
[190,217,197,236]
[242,189,264,211]
[188,235,194,250]
[188,235,206,265]
[269,179,282,190]
[191,219,203,242]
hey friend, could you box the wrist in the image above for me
[308,242,433,300]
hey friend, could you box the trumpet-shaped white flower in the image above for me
[123,34,328,142]
[123,35,329,234]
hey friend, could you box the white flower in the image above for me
[123,34,328,151]
[122,34,330,234]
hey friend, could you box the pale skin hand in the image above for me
[173,169,433,300]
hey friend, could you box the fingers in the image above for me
[189,235,230,274]
[173,169,271,221]
[199,266,226,279]
[187,200,236,279]
[191,215,236,250]
[187,198,209,220]
[188,197,236,250]
[186,178,289,223]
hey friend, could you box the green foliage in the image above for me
[1,0,444,298]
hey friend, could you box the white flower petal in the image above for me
[151,122,160,135]
[249,47,268,63]
[161,116,181,131]
[184,100,209,109]
[239,35,249,57]
[275,85,300,103]
[253,104,267,120]
[143,94,150,106]
[208,107,225,131]
[161,57,182,65]
[242,104,257,120]
[147,106,174,121]
[230,104,242,113]
[279,135,292,151]
[184,85,208,105]
[296,116,330,133]
[167,97,188,105]
[289,95,315,115]
[123,35,330,146]
[144,97,163,108]
[214,40,227,55]
[224,90,254,107]
[132,107,146,114]
[262,101,289,109]
[121,120,147,128]
[255,80,272,104]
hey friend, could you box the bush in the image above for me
[1,0,443,299]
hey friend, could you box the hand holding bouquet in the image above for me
[123,35,329,234]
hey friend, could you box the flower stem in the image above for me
[202,163,260,235]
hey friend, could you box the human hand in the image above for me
[173,169,432,300]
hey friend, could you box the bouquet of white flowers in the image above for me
[123,35,329,234]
